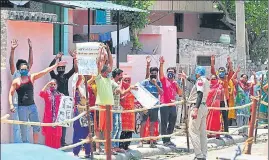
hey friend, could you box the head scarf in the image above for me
[120,74,131,90]
[195,66,206,76]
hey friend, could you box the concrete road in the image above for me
[142,132,268,160]
[143,140,268,160]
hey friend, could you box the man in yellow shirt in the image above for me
[95,43,114,154]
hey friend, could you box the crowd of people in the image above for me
[8,40,268,160]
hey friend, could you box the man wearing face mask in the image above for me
[180,66,210,160]
[139,64,163,148]
[159,56,182,147]
[211,55,233,138]
[49,52,76,146]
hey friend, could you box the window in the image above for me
[174,13,184,32]
[197,56,211,66]
[43,4,64,54]
[200,14,230,30]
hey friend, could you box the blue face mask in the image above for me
[218,72,225,78]
[167,72,175,79]
[107,72,112,78]
[20,69,28,76]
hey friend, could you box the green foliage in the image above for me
[111,0,153,53]
[218,0,268,64]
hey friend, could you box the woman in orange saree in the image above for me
[119,75,135,150]
[206,75,222,139]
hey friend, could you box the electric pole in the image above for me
[235,0,246,73]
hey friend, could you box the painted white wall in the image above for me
[119,25,177,84]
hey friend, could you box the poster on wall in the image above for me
[76,42,102,75]
[131,82,159,109]
[56,96,74,127]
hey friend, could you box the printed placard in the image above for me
[131,82,159,109]
[76,42,102,75]
[56,96,74,127]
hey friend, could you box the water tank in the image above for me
[219,34,230,44]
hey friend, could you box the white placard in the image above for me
[131,82,159,109]
[76,42,102,75]
[56,96,74,127]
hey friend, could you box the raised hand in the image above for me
[211,55,215,63]
[55,52,63,59]
[57,61,67,66]
[131,85,138,91]
[105,43,110,50]
[227,56,231,63]
[28,38,32,48]
[11,39,18,50]
[146,56,151,65]
[69,50,77,57]
[178,71,187,79]
[159,56,165,64]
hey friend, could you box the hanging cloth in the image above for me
[111,27,130,47]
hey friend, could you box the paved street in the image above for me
[142,132,268,160]
[167,140,268,160]
[67,128,268,160]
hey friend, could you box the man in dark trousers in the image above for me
[49,52,76,146]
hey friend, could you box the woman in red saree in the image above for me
[206,75,222,139]
[39,79,63,148]
[119,75,135,150]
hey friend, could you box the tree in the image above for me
[111,0,153,53]
[217,0,268,64]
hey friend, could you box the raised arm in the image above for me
[9,39,19,75]
[159,56,165,80]
[66,58,75,79]
[31,61,67,82]
[231,67,240,85]
[41,81,51,92]
[227,56,233,73]
[145,56,151,79]
[49,53,62,78]
[106,44,113,73]
[123,86,137,94]
[70,50,78,73]
[97,48,103,74]
[210,55,216,75]
[9,79,18,112]
[28,39,33,70]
